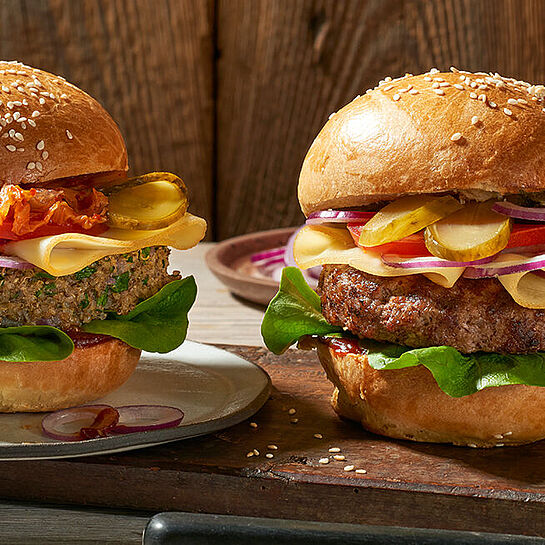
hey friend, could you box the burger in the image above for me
[0,61,206,412]
[262,67,545,447]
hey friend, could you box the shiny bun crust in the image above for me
[0,339,140,412]
[299,69,545,215]
[317,343,545,447]
[0,61,127,186]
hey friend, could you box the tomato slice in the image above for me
[347,224,431,256]
[0,221,108,243]
[506,225,545,248]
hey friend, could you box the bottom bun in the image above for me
[317,342,545,447]
[0,338,141,412]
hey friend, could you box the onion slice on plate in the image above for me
[492,201,545,222]
[306,210,374,225]
[113,405,184,434]
[42,404,184,441]
[0,255,34,270]
[250,247,285,264]
[382,254,497,269]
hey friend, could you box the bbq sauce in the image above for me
[321,337,363,356]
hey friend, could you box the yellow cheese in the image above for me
[293,225,464,288]
[5,213,207,277]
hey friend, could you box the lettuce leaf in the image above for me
[365,340,545,397]
[0,326,73,362]
[261,266,545,397]
[261,267,341,354]
[83,276,197,352]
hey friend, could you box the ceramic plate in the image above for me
[206,227,295,305]
[0,341,271,460]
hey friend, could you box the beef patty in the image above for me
[319,264,545,354]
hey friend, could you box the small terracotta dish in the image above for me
[206,227,295,306]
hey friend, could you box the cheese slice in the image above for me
[293,225,464,288]
[5,213,207,277]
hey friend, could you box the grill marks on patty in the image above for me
[0,246,176,330]
[319,264,545,354]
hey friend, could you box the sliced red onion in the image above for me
[112,405,184,434]
[250,247,285,264]
[306,210,374,225]
[382,254,497,269]
[463,254,545,279]
[0,255,33,270]
[493,201,545,222]
[41,404,117,442]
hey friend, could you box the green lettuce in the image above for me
[261,267,545,397]
[0,326,73,362]
[83,276,197,352]
[261,267,341,354]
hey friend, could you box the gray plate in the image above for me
[0,341,271,460]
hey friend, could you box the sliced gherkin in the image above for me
[358,195,462,247]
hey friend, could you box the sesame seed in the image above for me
[518,98,528,105]
[249,422,258,428]
[290,418,299,424]
[31,111,40,118]
[16,147,24,152]
[66,130,73,140]
[319,458,329,464]
[433,89,445,96]
[355,469,367,474]
[383,84,393,91]
[8,129,15,137]
[36,140,44,150]
[503,108,513,116]
[1,86,9,93]
[470,82,477,88]
[41,150,48,160]
[398,88,407,93]
[430,68,439,74]
[288,408,296,415]
[432,82,440,89]
[496,443,505,447]
[450,66,459,72]
[39,98,45,105]
[313,433,323,439]
[424,76,432,82]
[496,81,505,88]
[409,89,419,95]
[493,434,503,439]
[333,455,346,461]
[328,447,341,453]
[459,75,465,81]
[450,132,463,141]
[439,82,450,87]
[6,102,13,109]
[384,76,392,82]
[343,465,355,472]
[504,431,513,436]
[27,162,36,170]
[17,117,26,123]
[28,119,36,127]
[12,112,20,121]
[453,83,464,90]
[471,116,480,125]
[267,444,278,450]
[433,77,444,82]
[392,93,401,101]
[507,98,518,105]
[478,94,487,102]
[489,101,497,108]
[14,132,23,141]
[13,101,21,107]
[469,92,477,99]
[265,453,274,459]
[253,449,260,456]
[35,161,43,172]
[468,443,478,448]
[246,451,254,458]
[5,145,15,152]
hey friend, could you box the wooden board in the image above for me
[0,0,214,225]
[1,345,545,537]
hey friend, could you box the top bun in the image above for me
[0,61,127,186]
[298,68,545,216]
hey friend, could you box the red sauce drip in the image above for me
[322,337,363,356]
[67,331,112,349]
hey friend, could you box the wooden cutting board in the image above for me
[1,345,544,537]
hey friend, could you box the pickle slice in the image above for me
[358,195,462,247]
[425,201,512,261]
[107,172,188,230]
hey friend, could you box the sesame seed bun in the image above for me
[317,342,545,447]
[0,337,141,412]
[298,69,545,215]
[0,61,127,186]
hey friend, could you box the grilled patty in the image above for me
[319,264,545,354]
[0,246,176,330]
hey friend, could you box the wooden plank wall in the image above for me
[1,0,545,239]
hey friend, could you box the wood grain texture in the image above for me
[3,345,545,537]
[215,0,545,239]
[0,0,214,226]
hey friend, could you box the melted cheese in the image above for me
[293,225,464,288]
[5,213,207,276]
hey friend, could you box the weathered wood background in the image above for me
[1,0,545,239]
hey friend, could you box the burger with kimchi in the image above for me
[0,61,206,412]
[262,67,545,447]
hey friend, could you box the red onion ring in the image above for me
[250,247,285,264]
[42,404,184,441]
[306,209,374,225]
[0,255,33,270]
[112,405,184,434]
[463,254,545,279]
[382,253,498,269]
[493,201,545,222]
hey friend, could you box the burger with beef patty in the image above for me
[262,67,545,447]
[0,61,206,412]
